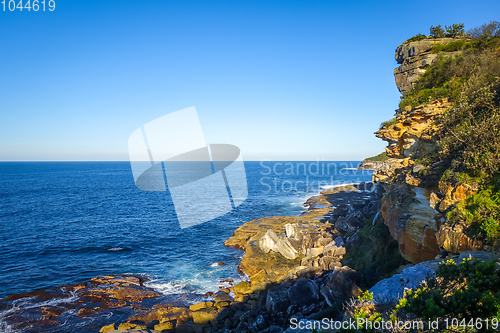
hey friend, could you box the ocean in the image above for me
[0,161,373,301]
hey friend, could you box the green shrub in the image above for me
[447,187,500,240]
[405,33,427,43]
[379,118,398,129]
[394,257,500,332]
[430,39,469,53]
[358,291,374,302]
[364,152,389,162]
[342,214,407,288]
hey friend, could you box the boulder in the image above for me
[369,265,435,304]
[436,222,483,254]
[189,302,213,312]
[259,229,298,260]
[234,281,252,295]
[154,321,174,332]
[99,323,116,333]
[191,307,218,325]
[285,223,303,241]
[323,241,346,258]
[459,251,499,262]
[118,322,147,330]
[213,291,233,303]
[320,267,360,306]
[305,247,323,257]
[381,186,441,263]
[266,284,291,313]
[334,215,361,233]
[248,314,267,332]
[315,237,333,247]
[394,38,457,94]
[333,236,344,247]
[288,279,319,306]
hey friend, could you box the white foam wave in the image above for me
[108,247,124,251]
[23,296,80,310]
[145,272,249,299]
[319,182,358,190]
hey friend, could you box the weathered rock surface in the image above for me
[394,38,458,94]
[376,98,452,159]
[288,278,319,306]
[357,159,385,170]
[370,251,500,304]
[224,185,370,283]
[436,222,483,254]
[319,266,361,307]
[259,229,299,260]
[438,181,479,211]
[369,265,435,304]
[380,185,441,263]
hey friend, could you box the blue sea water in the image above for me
[0,161,373,300]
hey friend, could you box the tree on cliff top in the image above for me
[445,23,465,37]
[430,25,445,38]
[468,21,500,39]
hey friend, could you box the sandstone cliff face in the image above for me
[376,98,452,158]
[380,185,441,263]
[371,40,483,263]
[394,38,456,94]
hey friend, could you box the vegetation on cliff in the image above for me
[394,257,500,332]
[346,22,500,332]
[393,21,500,244]
[342,212,406,288]
[363,152,389,162]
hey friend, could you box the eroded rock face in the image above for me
[438,181,479,211]
[357,159,385,170]
[381,185,441,263]
[375,99,452,158]
[319,267,360,307]
[394,38,457,94]
[372,158,412,184]
[436,222,483,254]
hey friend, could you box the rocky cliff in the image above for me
[372,39,489,264]
[394,38,458,94]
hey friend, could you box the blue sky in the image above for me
[1,0,498,161]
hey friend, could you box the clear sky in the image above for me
[1,0,498,161]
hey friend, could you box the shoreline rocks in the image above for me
[0,183,386,333]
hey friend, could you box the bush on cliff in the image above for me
[405,33,427,43]
[468,21,500,39]
[399,22,500,244]
[342,214,407,289]
[364,152,389,162]
[393,257,500,332]
[448,186,500,240]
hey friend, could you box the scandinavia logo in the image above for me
[128,107,248,228]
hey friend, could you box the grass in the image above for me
[379,118,398,129]
[447,186,500,241]
[364,152,389,162]
[405,33,428,43]
[342,215,408,289]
